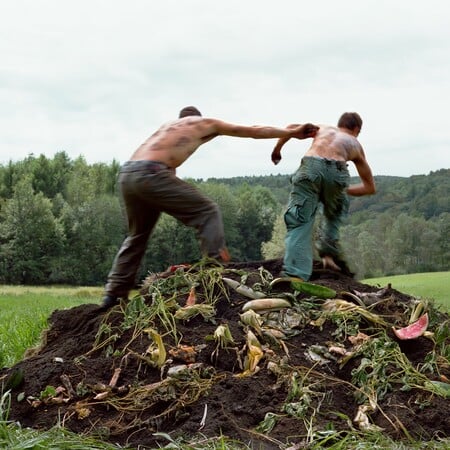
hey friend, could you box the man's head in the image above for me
[337,112,362,134]
[179,106,202,118]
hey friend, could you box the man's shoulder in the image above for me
[318,124,337,132]
[337,130,360,145]
[174,116,220,139]
[175,116,204,125]
[164,116,210,132]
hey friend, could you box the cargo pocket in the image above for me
[284,196,317,230]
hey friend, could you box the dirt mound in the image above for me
[1,259,450,449]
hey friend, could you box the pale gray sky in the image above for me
[1,0,449,179]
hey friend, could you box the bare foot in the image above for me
[322,255,341,272]
[218,247,231,263]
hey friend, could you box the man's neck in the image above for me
[339,127,360,137]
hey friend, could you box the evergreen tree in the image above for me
[0,177,64,283]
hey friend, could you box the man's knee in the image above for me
[203,201,222,222]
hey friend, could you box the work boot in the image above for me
[100,295,121,310]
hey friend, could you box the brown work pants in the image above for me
[104,160,226,298]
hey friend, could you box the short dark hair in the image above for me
[337,112,362,131]
[179,106,202,118]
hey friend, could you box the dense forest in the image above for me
[0,152,448,286]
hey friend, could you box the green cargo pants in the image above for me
[105,160,226,298]
[283,156,350,280]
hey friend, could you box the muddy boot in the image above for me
[100,295,127,310]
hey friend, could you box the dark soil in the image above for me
[1,259,449,449]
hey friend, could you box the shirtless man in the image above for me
[102,106,318,308]
[271,112,376,281]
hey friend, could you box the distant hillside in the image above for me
[348,169,449,223]
[206,169,449,223]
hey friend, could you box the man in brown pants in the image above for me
[102,106,318,308]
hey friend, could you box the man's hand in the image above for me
[271,148,282,165]
[290,123,319,139]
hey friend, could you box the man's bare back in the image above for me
[272,121,375,197]
[130,117,217,168]
[304,125,362,162]
[130,115,319,169]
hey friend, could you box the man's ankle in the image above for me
[322,256,341,272]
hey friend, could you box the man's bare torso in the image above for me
[130,117,217,168]
[304,125,362,162]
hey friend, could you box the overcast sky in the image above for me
[1,0,449,180]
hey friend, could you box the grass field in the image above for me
[363,271,449,311]
[0,286,101,367]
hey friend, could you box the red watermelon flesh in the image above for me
[392,313,429,340]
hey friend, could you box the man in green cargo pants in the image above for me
[101,106,319,309]
[271,112,376,281]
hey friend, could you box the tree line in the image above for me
[0,153,448,285]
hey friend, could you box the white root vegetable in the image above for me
[222,277,266,299]
[242,298,291,312]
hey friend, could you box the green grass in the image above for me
[0,416,128,449]
[363,271,450,311]
[0,286,102,367]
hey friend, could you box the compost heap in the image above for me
[1,259,450,449]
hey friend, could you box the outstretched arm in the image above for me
[209,119,318,140]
